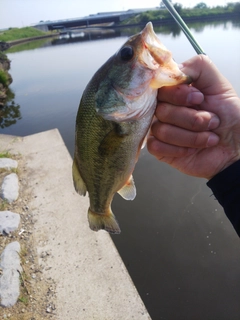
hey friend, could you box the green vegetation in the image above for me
[0,51,8,60]
[18,295,29,305]
[6,38,52,53]
[0,199,8,210]
[121,2,240,25]
[0,26,48,42]
[0,151,12,158]
[0,94,22,128]
[0,69,8,86]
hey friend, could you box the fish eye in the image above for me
[120,46,134,61]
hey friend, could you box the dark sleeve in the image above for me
[207,160,240,237]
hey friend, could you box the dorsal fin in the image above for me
[72,158,87,196]
[117,175,136,200]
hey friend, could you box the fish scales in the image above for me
[75,70,153,219]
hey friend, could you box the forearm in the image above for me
[207,160,240,237]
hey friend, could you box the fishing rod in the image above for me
[162,0,206,55]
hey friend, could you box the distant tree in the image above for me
[194,2,207,9]
[159,1,165,9]
[173,3,183,13]
[159,0,172,9]
[226,2,236,9]
[231,2,240,13]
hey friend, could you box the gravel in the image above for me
[0,155,56,319]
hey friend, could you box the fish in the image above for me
[72,22,190,234]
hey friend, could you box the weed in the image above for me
[0,167,17,174]
[0,168,8,174]
[19,245,28,264]
[0,52,8,60]
[11,167,19,174]
[0,199,9,210]
[0,151,12,158]
[0,69,8,86]
[18,295,28,305]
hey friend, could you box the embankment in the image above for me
[0,52,12,106]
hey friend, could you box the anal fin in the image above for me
[72,158,87,196]
[117,175,136,200]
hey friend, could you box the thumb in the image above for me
[180,55,233,95]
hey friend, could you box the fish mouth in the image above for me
[140,22,191,87]
[141,22,169,65]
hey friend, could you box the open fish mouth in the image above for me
[140,22,191,87]
[141,22,169,66]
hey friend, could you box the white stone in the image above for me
[0,158,18,170]
[0,241,22,307]
[0,173,19,203]
[0,211,20,235]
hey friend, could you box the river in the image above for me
[1,20,240,319]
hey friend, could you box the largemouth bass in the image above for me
[73,22,190,234]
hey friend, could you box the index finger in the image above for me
[158,84,204,106]
[180,55,234,95]
[155,102,220,132]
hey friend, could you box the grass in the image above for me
[6,38,52,53]
[0,167,19,174]
[18,247,30,307]
[19,245,28,264]
[0,52,8,60]
[0,151,12,158]
[0,69,8,86]
[18,295,29,305]
[0,199,9,210]
[0,26,48,42]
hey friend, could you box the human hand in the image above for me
[147,55,240,180]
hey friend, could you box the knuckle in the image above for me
[191,114,204,130]
[156,103,170,120]
[156,123,169,141]
[192,132,207,147]
[190,112,210,131]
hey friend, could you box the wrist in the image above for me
[209,153,240,180]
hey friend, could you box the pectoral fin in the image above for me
[117,175,136,200]
[141,125,152,149]
[72,158,87,196]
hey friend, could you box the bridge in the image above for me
[34,8,160,31]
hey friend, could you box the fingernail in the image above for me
[187,91,204,105]
[208,115,220,130]
[207,134,219,147]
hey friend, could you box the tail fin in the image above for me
[88,208,121,234]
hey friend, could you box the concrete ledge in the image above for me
[0,129,151,319]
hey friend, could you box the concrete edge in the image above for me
[0,129,151,320]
